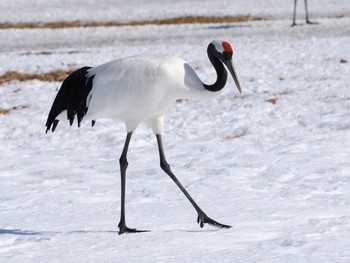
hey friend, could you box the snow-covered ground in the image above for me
[1,0,349,23]
[1,0,350,262]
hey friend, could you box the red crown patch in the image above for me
[222,41,233,53]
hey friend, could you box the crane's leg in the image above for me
[118,132,149,234]
[291,0,298,26]
[304,0,318,25]
[156,134,231,230]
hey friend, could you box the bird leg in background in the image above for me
[292,0,298,26]
[291,0,318,26]
[304,0,318,25]
[156,134,232,229]
[118,132,149,234]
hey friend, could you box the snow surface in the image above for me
[1,0,350,262]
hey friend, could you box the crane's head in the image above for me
[209,40,242,94]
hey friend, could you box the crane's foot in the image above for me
[197,213,232,229]
[118,222,150,235]
[306,20,319,25]
[291,23,303,27]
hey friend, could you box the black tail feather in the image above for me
[45,66,95,133]
[51,120,59,133]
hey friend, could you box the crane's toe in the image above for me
[118,223,150,235]
[306,20,319,25]
[197,213,232,229]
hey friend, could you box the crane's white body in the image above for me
[46,41,240,234]
[84,55,219,133]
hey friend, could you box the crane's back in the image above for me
[85,54,203,122]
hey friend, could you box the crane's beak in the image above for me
[224,60,242,94]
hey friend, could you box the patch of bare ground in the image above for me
[0,15,265,29]
[0,70,72,85]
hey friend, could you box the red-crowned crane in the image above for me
[292,0,318,26]
[46,40,242,235]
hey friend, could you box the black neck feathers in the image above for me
[203,44,228,92]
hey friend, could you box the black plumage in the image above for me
[45,66,94,133]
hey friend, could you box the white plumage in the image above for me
[85,55,216,133]
[46,40,241,234]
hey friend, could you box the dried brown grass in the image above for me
[224,133,241,139]
[265,98,278,105]
[0,108,11,115]
[0,105,29,115]
[0,15,265,29]
[0,70,72,85]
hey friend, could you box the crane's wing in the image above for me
[45,66,95,133]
